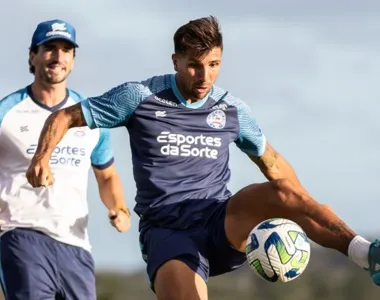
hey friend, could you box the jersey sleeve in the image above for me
[81,82,152,129]
[226,96,266,157]
[0,89,28,129]
[90,128,115,169]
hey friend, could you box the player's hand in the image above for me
[108,208,131,232]
[26,159,54,188]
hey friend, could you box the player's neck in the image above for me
[30,81,67,108]
[174,74,199,104]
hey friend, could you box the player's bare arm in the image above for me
[250,142,336,215]
[26,103,86,187]
[249,142,304,191]
[34,103,85,162]
[223,139,355,254]
[249,142,336,211]
[93,164,131,232]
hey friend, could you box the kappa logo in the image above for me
[155,111,166,118]
[206,109,226,129]
[20,125,29,132]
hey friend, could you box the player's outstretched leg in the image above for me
[154,260,208,300]
[224,178,380,285]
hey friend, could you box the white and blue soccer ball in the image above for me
[246,218,311,283]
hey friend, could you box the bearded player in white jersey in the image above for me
[0,19,131,300]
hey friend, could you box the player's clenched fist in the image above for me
[26,159,55,188]
[108,208,131,232]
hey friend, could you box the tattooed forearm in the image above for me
[32,103,86,162]
[326,220,355,240]
[250,143,280,173]
[260,144,279,169]
[249,142,303,185]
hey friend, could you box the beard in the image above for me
[38,67,71,85]
[179,82,211,102]
[188,86,211,101]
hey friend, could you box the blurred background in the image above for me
[1,1,379,299]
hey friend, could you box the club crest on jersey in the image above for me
[73,129,86,137]
[206,109,226,129]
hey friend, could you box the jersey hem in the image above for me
[0,226,92,252]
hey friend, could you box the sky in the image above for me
[1,1,379,273]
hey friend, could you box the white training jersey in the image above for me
[0,86,114,251]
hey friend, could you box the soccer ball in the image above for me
[246,218,311,283]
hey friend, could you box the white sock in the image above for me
[348,235,371,269]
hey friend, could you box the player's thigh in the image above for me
[56,242,96,300]
[0,229,58,300]
[155,259,208,300]
[225,180,293,252]
[206,201,247,277]
[140,225,210,298]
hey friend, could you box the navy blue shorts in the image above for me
[0,228,95,300]
[139,200,247,290]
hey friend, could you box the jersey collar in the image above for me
[170,74,211,109]
[27,85,69,112]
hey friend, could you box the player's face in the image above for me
[30,40,75,85]
[173,47,222,102]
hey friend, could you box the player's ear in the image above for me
[29,51,37,72]
[172,54,178,72]
[29,51,36,63]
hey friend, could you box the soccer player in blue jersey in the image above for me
[26,16,380,299]
[0,19,130,300]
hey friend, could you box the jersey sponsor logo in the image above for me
[211,103,227,111]
[207,109,226,129]
[156,131,221,159]
[154,96,178,107]
[26,144,86,167]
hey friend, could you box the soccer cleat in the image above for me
[368,240,380,285]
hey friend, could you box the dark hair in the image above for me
[28,46,38,74]
[173,15,223,58]
[28,44,76,74]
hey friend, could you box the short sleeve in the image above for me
[225,96,266,157]
[81,82,152,129]
[90,128,115,169]
[0,89,28,128]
